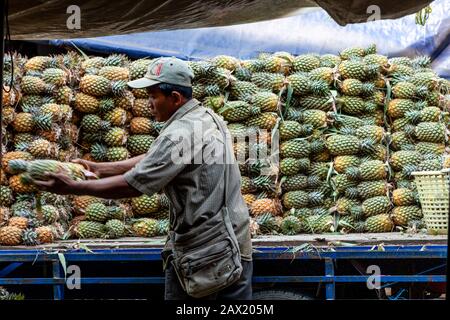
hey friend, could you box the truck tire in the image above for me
[253,289,313,300]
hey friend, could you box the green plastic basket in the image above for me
[412,169,450,235]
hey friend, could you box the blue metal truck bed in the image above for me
[0,233,447,300]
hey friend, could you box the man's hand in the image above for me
[72,159,102,178]
[33,171,79,195]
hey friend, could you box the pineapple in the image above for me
[81,115,110,133]
[9,175,38,193]
[299,110,328,128]
[36,226,54,243]
[106,147,129,162]
[326,135,360,156]
[390,131,412,151]
[245,112,279,130]
[333,156,361,174]
[298,95,333,111]
[413,122,446,143]
[105,219,128,238]
[8,159,87,182]
[242,194,257,207]
[127,135,155,156]
[75,221,106,238]
[357,181,389,199]
[0,226,23,245]
[251,91,279,112]
[390,151,422,171]
[387,99,416,119]
[74,93,100,113]
[130,117,155,135]
[12,112,34,133]
[292,54,320,72]
[42,68,68,86]
[282,191,323,209]
[55,86,74,104]
[80,75,114,96]
[157,219,170,236]
[132,218,158,237]
[303,214,334,234]
[346,160,387,181]
[355,125,385,143]
[104,127,128,147]
[85,203,114,223]
[39,205,60,225]
[281,174,321,192]
[280,139,310,158]
[229,81,260,101]
[338,60,378,81]
[320,54,341,68]
[391,206,423,227]
[104,108,128,127]
[22,228,40,246]
[309,67,334,85]
[392,188,418,206]
[279,121,312,140]
[1,151,34,174]
[361,196,391,218]
[98,66,130,81]
[340,44,376,60]
[250,198,283,216]
[219,101,260,122]
[286,73,311,95]
[405,107,443,124]
[8,217,30,230]
[21,76,52,95]
[280,158,310,176]
[129,59,152,79]
[280,216,302,235]
[251,72,285,92]
[334,198,360,215]
[131,194,169,216]
[0,207,10,226]
[357,214,394,233]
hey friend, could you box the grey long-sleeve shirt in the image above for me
[124,98,252,263]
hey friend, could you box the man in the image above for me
[34,57,253,300]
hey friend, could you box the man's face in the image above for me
[146,86,177,122]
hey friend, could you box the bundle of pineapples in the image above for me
[386,56,450,230]
[1,53,81,246]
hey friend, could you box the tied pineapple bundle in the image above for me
[6,159,97,185]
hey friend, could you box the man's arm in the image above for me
[34,172,142,199]
[74,155,145,178]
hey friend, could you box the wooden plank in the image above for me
[0,233,446,251]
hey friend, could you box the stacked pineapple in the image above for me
[0,53,79,246]
[386,56,449,229]
[278,53,339,235]
[323,46,394,234]
[1,46,450,245]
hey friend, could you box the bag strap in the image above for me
[204,108,230,208]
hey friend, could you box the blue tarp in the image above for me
[49,0,449,78]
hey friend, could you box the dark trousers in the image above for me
[164,260,253,300]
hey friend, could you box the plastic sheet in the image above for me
[49,0,449,78]
[8,0,433,39]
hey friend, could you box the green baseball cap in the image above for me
[127,57,194,89]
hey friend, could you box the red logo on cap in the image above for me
[152,63,163,76]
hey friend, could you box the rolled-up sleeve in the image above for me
[124,136,186,196]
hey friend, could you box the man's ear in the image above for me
[171,91,184,106]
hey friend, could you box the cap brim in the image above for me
[127,77,161,89]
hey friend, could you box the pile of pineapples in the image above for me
[188,45,449,236]
[1,44,449,246]
[0,53,169,245]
